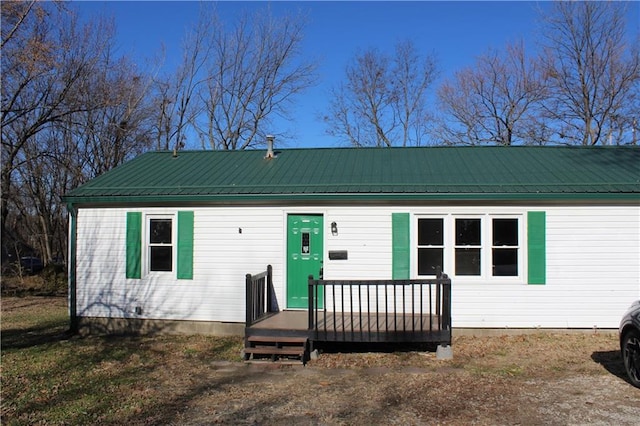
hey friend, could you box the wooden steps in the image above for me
[244,335,309,364]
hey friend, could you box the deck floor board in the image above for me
[248,310,448,343]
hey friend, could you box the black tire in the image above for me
[621,328,640,388]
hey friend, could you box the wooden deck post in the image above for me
[308,275,315,331]
[441,273,451,331]
[245,273,253,325]
[266,264,273,313]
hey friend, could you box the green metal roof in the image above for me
[64,146,640,205]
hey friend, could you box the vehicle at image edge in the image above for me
[619,300,640,388]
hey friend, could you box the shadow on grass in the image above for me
[4,328,248,425]
[1,322,74,350]
[591,350,628,382]
[3,295,416,425]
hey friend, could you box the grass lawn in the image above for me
[1,297,243,425]
[2,296,637,425]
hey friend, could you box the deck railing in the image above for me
[245,265,275,326]
[308,271,451,344]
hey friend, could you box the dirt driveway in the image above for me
[146,334,640,425]
[166,360,639,426]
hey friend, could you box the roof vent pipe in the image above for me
[265,135,275,159]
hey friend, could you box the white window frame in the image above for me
[489,215,522,280]
[416,216,445,276]
[145,214,175,274]
[453,216,483,278]
[415,213,524,283]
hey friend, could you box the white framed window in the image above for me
[491,217,519,277]
[417,218,444,275]
[416,214,522,281]
[147,216,174,272]
[454,217,482,276]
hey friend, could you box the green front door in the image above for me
[287,214,323,309]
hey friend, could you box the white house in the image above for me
[63,146,640,335]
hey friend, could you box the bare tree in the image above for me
[196,6,317,150]
[150,6,213,151]
[325,40,437,147]
[326,49,393,147]
[1,2,99,262]
[540,1,639,145]
[393,41,439,147]
[436,42,548,145]
[72,54,154,178]
[1,3,154,264]
[1,0,37,49]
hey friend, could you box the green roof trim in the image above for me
[64,146,640,206]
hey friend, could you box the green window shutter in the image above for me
[527,211,546,285]
[177,211,194,280]
[126,212,142,279]
[392,213,410,279]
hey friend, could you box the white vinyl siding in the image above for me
[451,206,639,328]
[76,207,284,323]
[74,204,639,329]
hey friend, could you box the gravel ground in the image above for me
[164,358,640,425]
[146,332,640,426]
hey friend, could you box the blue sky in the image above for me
[75,1,640,148]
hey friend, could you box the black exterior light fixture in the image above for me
[331,221,338,236]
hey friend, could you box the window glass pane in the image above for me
[150,246,172,271]
[301,232,310,254]
[493,219,518,246]
[455,248,481,275]
[493,248,518,276]
[150,219,172,244]
[456,219,480,245]
[418,248,443,275]
[418,219,443,245]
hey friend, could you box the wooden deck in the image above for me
[245,269,453,355]
[246,310,450,343]
[250,310,307,330]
